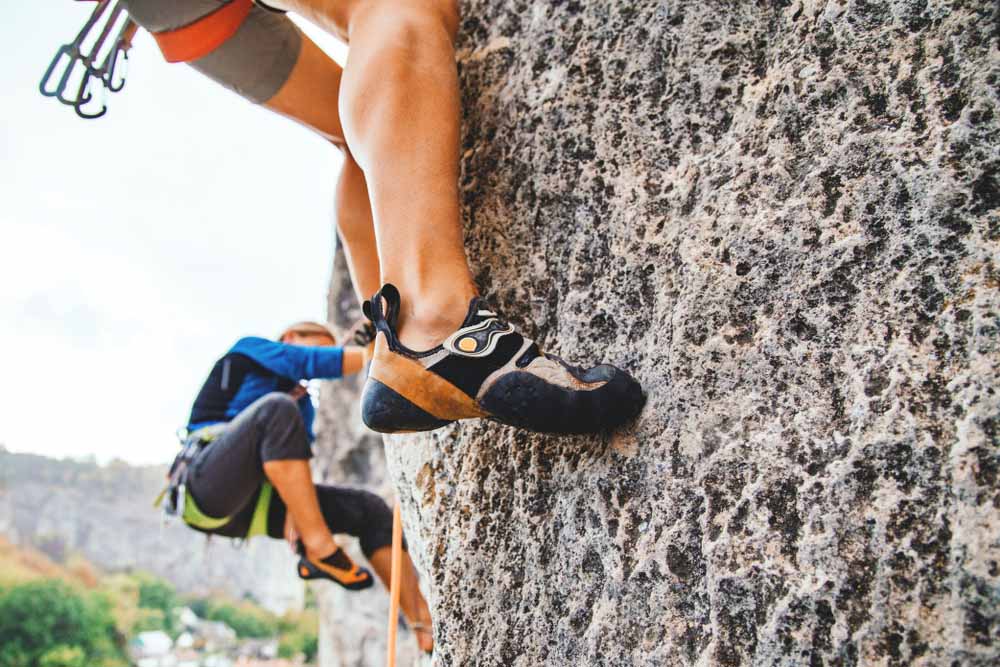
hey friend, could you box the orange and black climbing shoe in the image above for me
[296,542,374,591]
[360,284,645,434]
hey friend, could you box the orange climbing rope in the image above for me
[386,502,403,667]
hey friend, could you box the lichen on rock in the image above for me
[320,0,999,665]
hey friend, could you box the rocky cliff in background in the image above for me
[0,450,303,614]
[328,1,999,665]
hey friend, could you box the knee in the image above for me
[255,392,301,423]
[356,1,459,53]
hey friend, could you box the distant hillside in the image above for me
[0,448,302,614]
[0,534,99,587]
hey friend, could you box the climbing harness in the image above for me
[154,425,274,538]
[42,0,254,119]
[40,0,137,119]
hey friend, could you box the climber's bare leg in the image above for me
[282,0,476,351]
[263,32,380,302]
[263,459,339,558]
[265,460,373,589]
[369,546,434,653]
[262,0,646,435]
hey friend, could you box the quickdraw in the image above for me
[40,0,137,119]
[42,0,253,120]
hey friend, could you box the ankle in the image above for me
[395,288,475,351]
[302,535,337,560]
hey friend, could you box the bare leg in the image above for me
[369,546,434,653]
[262,459,338,558]
[339,0,475,349]
[267,1,645,436]
[335,156,380,302]
[263,32,381,303]
[283,0,476,350]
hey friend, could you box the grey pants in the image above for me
[122,0,302,103]
[186,393,395,556]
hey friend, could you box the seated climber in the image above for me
[165,321,433,653]
[114,0,645,434]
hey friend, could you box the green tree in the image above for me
[137,576,176,613]
[0,580,125,667]
[135,574,177,635]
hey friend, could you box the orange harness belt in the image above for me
[152,0,253,63]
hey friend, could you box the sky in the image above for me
[1,5,350,465]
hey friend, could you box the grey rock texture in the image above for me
[312,249,426,667]
[371,1,1000,665]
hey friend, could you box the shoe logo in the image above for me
[443,317,514,358]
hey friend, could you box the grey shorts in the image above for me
[184,392,397,554]
[122,0,302,103]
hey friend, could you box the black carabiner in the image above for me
[55,55,89,106]
[39,44,75,98]
[103,19,137,93]
[105,44,129,92]
[74,70,108,120]
[38,0,114,110]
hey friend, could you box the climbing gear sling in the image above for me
[154,425,274,538]
[42,0,255,119]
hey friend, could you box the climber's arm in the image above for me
[341,347,365,376]
[231,337,343,380]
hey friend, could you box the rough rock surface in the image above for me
[367,1,1000,665]
[313,251,426,667]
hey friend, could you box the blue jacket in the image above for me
[187,337,343,440]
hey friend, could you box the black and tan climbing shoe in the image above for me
[296,542,374,591]
[360,284,645,434]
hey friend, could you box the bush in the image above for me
[204,601,278,638]
[137,576,176,613]
[0,580,125,667]
[278,630,318,663]
[135,574,177,635]
[37,645,85,667]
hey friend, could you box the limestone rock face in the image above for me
[375,1,999,665]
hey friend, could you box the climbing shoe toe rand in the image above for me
[479,363,645,434]
[361,379,456,433]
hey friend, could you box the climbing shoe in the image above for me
[296,542,374,591]
[360,284,645,434]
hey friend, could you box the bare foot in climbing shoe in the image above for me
[296,542,374,591]
[360,284,646,434]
